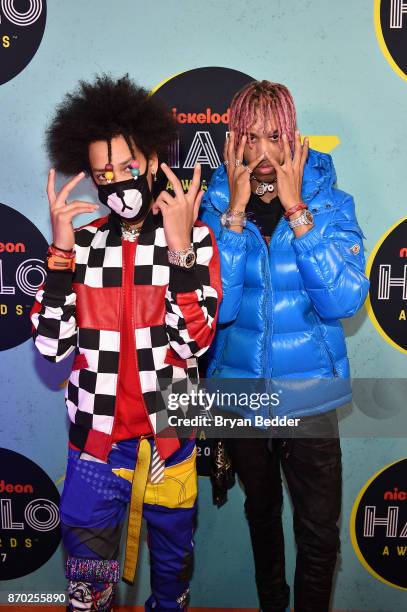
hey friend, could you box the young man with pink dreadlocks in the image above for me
[199,81,369,612]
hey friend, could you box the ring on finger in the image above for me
[224,160,229,167]
[244,165,253,174]
[235,159,243,167]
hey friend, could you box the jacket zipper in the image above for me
[130,239,157,435]
[111,238,156,443]
[312,314,338,377]
[110,239,126,441]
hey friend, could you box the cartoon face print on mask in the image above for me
[89,134,157,222]
[97,174,152,220]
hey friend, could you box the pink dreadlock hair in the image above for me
[229,80,297,153]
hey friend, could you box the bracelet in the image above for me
[228,208,247,217]
[47,254,76,272]
[283,202,307,219]
[48,244,75,259]
[51,242,74,253]
[220,208,247,228]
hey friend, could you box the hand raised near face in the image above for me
[151,162,204,251]
[224,131,265,211]
[47,169,99,251]
[265,131,309,212]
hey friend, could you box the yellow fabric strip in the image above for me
[144,449,197,509]
[122,438,151,585]
[113,448,197,509]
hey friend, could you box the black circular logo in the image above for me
[366,217,407,354]
[0,0,47,86]
[0,448,61,580]
[350,458,407,590]
[375,0,407,81]
[152,67,254,476]
[152,66,255,188]
[0,203,48,351]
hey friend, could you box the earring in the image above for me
[152,171,157,182]
[104,163,114,183]
[130,160,140,179]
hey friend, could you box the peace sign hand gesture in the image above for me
[265,131,309,213]
[224,131,265,212]
[152,162,204,251]
[47,169,99,251]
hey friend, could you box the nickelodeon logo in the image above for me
[0,241,26,253]
[384,487,407,501]
[0,479,34,494]
[172,107,230,125]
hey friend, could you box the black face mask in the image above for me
[97,173,152,221]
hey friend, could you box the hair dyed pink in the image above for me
[229,80,297,152]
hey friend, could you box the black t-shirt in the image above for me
[245,191,284,239]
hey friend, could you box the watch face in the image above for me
[185,252,196,268]
[305,210,314,224]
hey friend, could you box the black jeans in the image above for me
[225,410,342,612]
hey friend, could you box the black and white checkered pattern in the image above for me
[31,214,220,446]
[32,290,77,361]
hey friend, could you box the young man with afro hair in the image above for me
[31,74,221,611]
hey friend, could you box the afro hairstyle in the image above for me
[46,74,175,176]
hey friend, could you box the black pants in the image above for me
[225,410,342,612]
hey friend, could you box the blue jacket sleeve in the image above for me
[200,199,248,325]
[292,195,369,320]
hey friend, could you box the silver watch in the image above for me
[288,209,314,229]
[167,244,196,268]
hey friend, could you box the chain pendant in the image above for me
[255,182,274,196]
[121,228,140,242]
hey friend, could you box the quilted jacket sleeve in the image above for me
[200,202,248,325]
[30,269,77,362]
[165,222,222,358]
[292,194,369,320]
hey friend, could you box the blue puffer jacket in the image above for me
[199,149,370,418]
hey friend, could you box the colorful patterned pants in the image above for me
[59,437,197,611]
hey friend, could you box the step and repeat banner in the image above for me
[0,1,406,610]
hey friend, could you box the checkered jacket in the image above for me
[31,211,221,460]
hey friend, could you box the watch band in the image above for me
[288,210,314,229]
[167,244,196,268]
